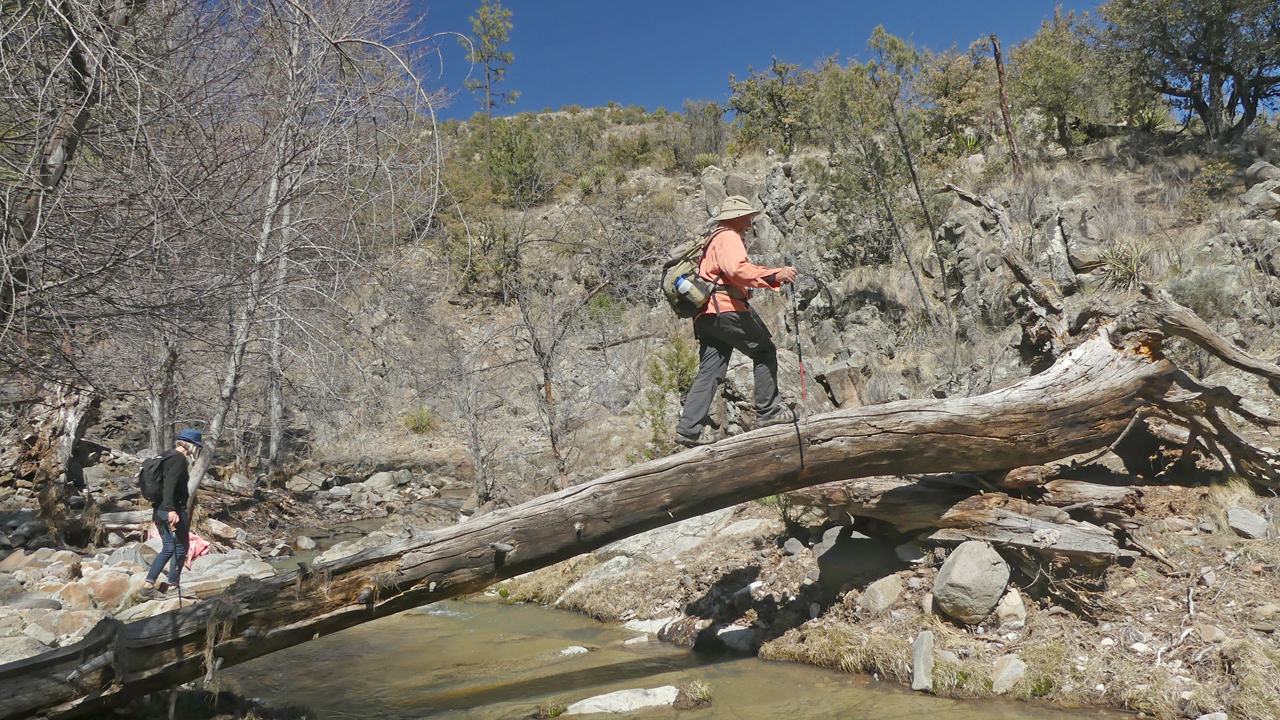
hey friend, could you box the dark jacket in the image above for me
[154,449,190,513]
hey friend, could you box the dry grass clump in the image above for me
[1223,638,1280,720]
[501,555,605,606]
[760,622,912,684]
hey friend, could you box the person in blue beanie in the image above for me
[139,429,202,599]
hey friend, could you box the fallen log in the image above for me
[5,288,1280,720]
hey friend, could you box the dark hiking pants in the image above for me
[676,308,782,438]
[146,507,189,587]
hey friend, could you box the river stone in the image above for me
[932,541,1009,624]
[365,472,396,491]
[294,536,317,551]
[995,587,1027,632]
[859,575,904,613]
[716,623,757,653]
[0,635,49,663]
[991,654,1026,695]
[1227,507,1268,539]
[23,622,56,645]
[560,645,589,656]
[108,545,146,568]
[206,519,237,542]
[783,537,805,555]
[912,631,935,691]
[0,549,26,572]
[564,686,680,715]
[0,592,62,610]
[0,575,22,599]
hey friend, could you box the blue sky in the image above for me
[413,1,1089,120]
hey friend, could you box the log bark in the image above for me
[5,289,1280,719]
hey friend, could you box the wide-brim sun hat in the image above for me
[175,429,203,447]
[712,195,761,222]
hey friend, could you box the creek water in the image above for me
[225,597,1124,720]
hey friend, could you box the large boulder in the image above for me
[701,165,727,219]
[932,541,1009,624]
[0,636,49,664]
[81,570,132,609]
[286,470,326,493]
[1245,160,1280,188]
[1241,179,1280,219]
[1057,195,1106,271]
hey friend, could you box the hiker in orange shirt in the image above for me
[675,196,797,447]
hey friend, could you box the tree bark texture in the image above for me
[6,289,1280,719]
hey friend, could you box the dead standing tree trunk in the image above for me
[9,276,1280,717]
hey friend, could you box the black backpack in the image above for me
[137,453,169,504]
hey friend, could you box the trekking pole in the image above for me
[785,254,807,405]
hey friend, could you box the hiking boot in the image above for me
[137,582,167,600]
[756,407,796,429]
[673,429,714,448]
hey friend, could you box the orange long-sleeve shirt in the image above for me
[698,225,783,314]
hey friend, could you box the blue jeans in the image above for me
[146,507,189,586]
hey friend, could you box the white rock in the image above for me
[911,631,934,692]
[1100,637,1116,647]
[622,617,675,634]
[1130,642,1150,653]
[719,519,769,537]
[858,575,904,613]
[1226,507,1268,539]
[560,645,589,656]
[23,623,56,645]
[623,635,649,645]
[1195,713,1228,720]
[991,654,1026,695]
[205,519,237,542]
[564,686,680,715]
[994,587,1026,632]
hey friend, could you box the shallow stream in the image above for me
[225,598,1125,720]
